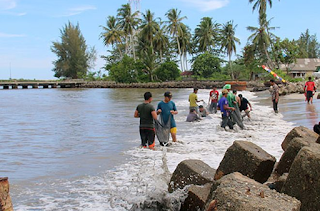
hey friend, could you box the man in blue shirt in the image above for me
[218,89,235,130]
[157,91,178,142]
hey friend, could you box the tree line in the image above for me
[51,0,320,82]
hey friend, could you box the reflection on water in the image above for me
[254,91,320,130]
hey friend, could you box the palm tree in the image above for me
[247,17,278,67]
[178,24,192,71]
[117,3,140,60]
[165,8,187,71]
[194,17,220,53]
[249,0,279,22]
[100,16,124,57]
[153,21,169,62]
[140,9,159,52]
[221,21,240,79]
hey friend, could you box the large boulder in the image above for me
[282,144,320,211]
[214,141,276,183]
[180,183,212,211]
[275,137,312,175]
[281,126,318,151]
[0,177,13,211]
[168,159,216,193]
[206,172,301,211]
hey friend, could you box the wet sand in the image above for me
[253,91,320,130]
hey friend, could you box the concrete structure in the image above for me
[0,80,85,90]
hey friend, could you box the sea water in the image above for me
[0,88,317,210]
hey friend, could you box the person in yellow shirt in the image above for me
[189,88,203,113]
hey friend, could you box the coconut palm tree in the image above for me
[247,17,278,67]
[221,21,241,79]
[153,21,169,62]
[165,8,187,70]
[100,16,124,57]
[249,0,279,22]
[117,3,140,60]
[194,17,220,53]
[139,9,159,52]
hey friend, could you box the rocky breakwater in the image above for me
[131,126,320,211]
[266,79,320,96]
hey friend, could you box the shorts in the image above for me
[139,128,155,147]
[170,127,177,134]
[306,91,313,101]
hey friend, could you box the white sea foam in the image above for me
[14,90,295,211]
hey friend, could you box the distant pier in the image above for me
[0,80,85,90]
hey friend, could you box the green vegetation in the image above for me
[51,22,96,79]
[50,1,320,82]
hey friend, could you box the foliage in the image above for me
[51,22,96,79]
[192,52,222,78]
[296,29,320,58]
[107,55,139,83]
[154,60,181,81]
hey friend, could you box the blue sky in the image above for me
[0,0,319,80]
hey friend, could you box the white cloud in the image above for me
[179,0,229,12]
[61,5,96,17]
[0,0,16,10]
[0,32,25,38]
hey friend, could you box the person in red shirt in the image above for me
[208,86,219,114]
[304,77,316,104]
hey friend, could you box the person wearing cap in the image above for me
[157,91,178,142]
[208,86,219,114]
[189,88,203,113]
[269,79,279,113]
[218,89,235,129]
[134,92,158,150]
[238,94,252,119]
[199,105,209,117]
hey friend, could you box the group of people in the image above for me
[134,91,178,150]
[186,85,253,131]
[134,77,317,149]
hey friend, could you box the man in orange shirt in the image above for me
[304,77,316,104]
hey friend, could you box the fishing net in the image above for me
[154,114,171,146]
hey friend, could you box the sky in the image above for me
[0,0,320,80]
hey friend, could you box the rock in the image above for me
[168,159,216,193]
[206,172,301,211]
[0,177,13,211]
[214,141,276,183]
[265,172,288,193]
[180,183,212,211]
[282,144,320,211]
[281,126,318,151]
[275,137,314,175]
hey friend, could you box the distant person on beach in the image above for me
[238,94,252,119]
[304,77,316,104]
[270,79,279,113]
[208,86,219,113]
[218,89,235,130]
[199,105,209,117]
[186,108,201,122]
[189,88,203,113]
[157,91,178,142]
[134,92,158,150]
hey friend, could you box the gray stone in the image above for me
[281,126,318,151]
[282,144,320,211]
[275,137,312,175]
[206,172,301,211]
[180,183,212,211]
[214,141,276,183]
[168,159,216,193]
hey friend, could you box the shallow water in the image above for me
[0,88,317,210]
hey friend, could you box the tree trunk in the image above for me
[131,34,136,62]
[176,36,184,71]
[229,54,234,80]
